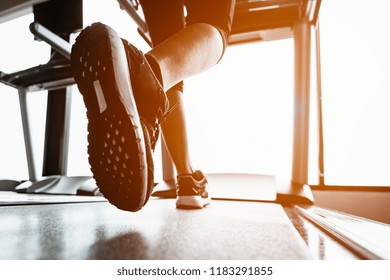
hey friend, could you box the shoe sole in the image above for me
[71,23,147,212]
[176,196,211,209]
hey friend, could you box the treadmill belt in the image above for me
[0,199,311,259]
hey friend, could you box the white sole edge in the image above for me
[176,196,211,209]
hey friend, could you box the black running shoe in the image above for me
[176,171,211,209]
[71,22,149,212]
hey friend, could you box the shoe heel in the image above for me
[71,23,116,117]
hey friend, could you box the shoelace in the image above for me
[123,40,183,151]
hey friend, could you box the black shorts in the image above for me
[139,0,235,91]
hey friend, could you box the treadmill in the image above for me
[0,0,389,260]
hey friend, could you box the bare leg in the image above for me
[160,88,194,176]
[146,23,224,91]
[145,23,224,176]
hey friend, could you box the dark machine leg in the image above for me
[33,0,82,176]
[42,77,72,176]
